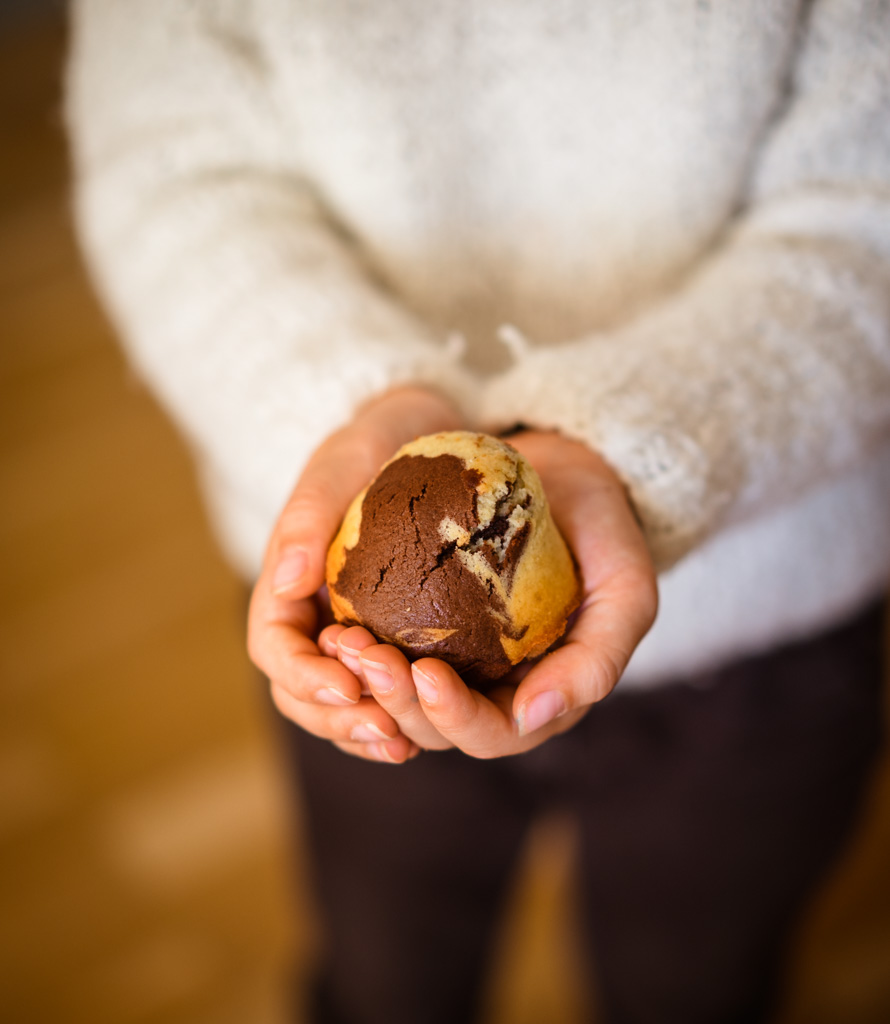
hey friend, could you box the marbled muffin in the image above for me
[325,431,581,684]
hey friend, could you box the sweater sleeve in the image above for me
[65,0,476,574]
[484,0,890,571]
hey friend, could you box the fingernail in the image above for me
[339,650,361,675]
[272,548,308,595]
[411,664,438,705]
[518,691,567,736]
[368,742,400,764]
[351,723,394,742]
[362,660,394,694]
[317,686,357,706]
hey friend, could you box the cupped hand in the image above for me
[247,386,463,763]
[321,429,658,758]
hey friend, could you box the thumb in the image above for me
[266,431,380,601]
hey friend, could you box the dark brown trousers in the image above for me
[281,601,886,1024]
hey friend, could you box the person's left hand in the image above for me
[318,429,658,758]
[247,385,464,764]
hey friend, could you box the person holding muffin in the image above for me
[67,1,890,1022]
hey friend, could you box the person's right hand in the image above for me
[247,386,464,763]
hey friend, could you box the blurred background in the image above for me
[1,3,889,1023]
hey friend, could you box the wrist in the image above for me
[361,385,464,440]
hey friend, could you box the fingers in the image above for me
[249,582,402,752]
[411,659,514,756]
[255,417,657,761]
[334,738,422,764]
[269,682,399,744]
[361,652,456,751]
[501,430,657,736]
[267,436,381,601]
[331,625,380,678]
[510,433,644,581]
[327,628,587,757]
[261,658,418,761]
[331,626,454,749]
[246,387,460,765]
[511,557,657,735]
[318,622,348,657]
[248,585,363,703]
[250,388,464,762]
[405,658,581,757]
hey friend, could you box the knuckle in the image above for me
[418,736,455,752]
[442,699,478,732]
[586,643,626,702]
[635,569,659,626]
[246,627,265,670]
[328,422,380,462]
[614,563,659,632]
[467,744,501,761]
[269,681,294,719]
[459,702,481,729]
[381,696,411,718]
[277,489,331,541]
[269,654,309,701]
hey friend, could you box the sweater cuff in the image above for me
[386,349,483,432]
[482,346,722,571]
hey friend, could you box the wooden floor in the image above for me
[1,12,890,1024]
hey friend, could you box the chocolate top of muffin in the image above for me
[331,451,531,680]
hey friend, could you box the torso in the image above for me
[274,0,804,367]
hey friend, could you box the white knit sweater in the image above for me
[66,0,890,685]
